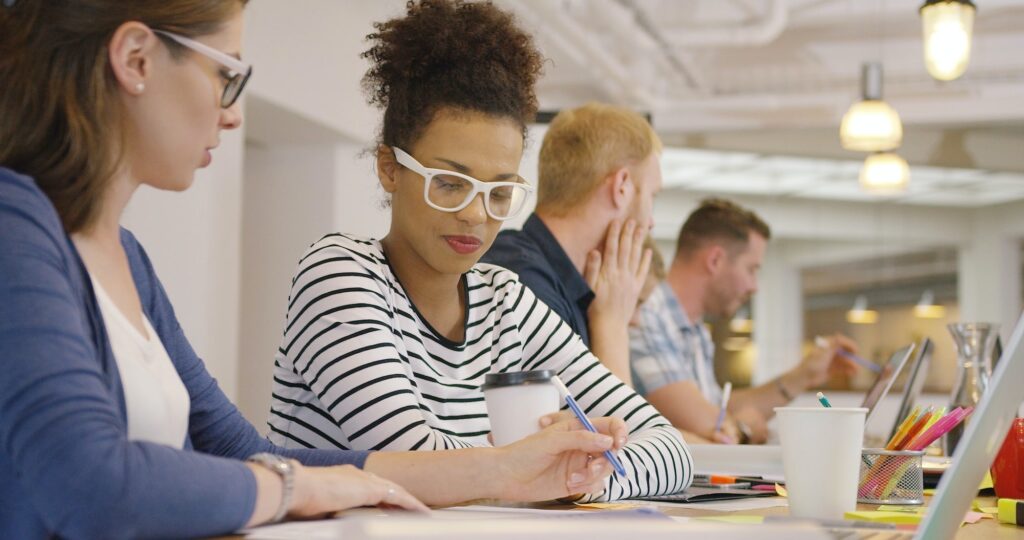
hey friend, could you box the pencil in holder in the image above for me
[857,448,925,505]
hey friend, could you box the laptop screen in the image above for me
[859,343,915,422]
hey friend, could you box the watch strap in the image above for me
[247,453,294,523]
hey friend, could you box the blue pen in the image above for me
[552,376,627,477]
[815,336,881,373]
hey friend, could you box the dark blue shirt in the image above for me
[482,214,595,346]
[0,168,369,539]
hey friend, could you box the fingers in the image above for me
[604,219,622,264]
[371,476,430,514]
[539,410,575,428]
[542,427,614,454]
[587,416,629,449]
[617,220,635,269]
[583,250,601,288]
[832,333,859,354]
[626,222,645,272]
[566,457,611,494]
[366,473,430,516]
[711,431,737,445]
[636,248,652,283]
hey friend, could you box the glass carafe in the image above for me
[942,323,997,456]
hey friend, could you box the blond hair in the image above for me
[536,103,661,215]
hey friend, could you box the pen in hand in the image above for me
[815,336,881,373]
[551,376,627,477]
[715,381,733,436]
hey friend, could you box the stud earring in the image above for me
[135,82,145,93]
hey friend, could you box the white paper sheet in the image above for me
[688,444,785,479]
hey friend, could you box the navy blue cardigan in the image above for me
[0,168,369,539]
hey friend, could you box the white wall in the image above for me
[121,119,245,399]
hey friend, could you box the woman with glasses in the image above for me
[0,2,626,538]
[268,0,693,502]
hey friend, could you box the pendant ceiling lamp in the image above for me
[914,289,947,319]
[847,295,879,325]
[840,63,903,152]
[860,151,910,193]
[920,0,976,81]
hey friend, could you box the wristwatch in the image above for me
[247,453,294,523]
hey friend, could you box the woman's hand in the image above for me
[493,416,628,501]
[289,463,430,518]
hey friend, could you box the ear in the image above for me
[108,22,161,96]
[607,166,632,210]
[705,244,726,275]
[376,145,400,194]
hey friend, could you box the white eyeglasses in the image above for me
[153,29,252,108]
[393,147,534,221]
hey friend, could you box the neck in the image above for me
[666,259,707,322]
[380,232,464,312]
[535,209,608,275]
[72,170,139,245]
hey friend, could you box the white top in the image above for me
[91,276,190,448]
[268,234,692,501]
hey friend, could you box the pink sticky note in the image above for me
[962,511,987,525]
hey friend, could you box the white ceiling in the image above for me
[503,0,1024,131]
[499,0,1024,207]
[661,147,1024,207]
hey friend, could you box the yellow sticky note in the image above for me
[695,515,765,525]
[923,488,936,496]
[877,505,927,514]
[775,483,788,497]
[979,472,994,490]
[844,511,923,524]
[970,500,998,515]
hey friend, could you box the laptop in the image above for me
[914,310,1024,538]
[887,338,933,442]
[860,343,916,423]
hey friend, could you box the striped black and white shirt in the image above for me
[268,233,693,501]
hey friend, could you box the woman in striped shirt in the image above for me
[269,0,693,502]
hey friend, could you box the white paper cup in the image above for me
[482,370,561,447]
[775,406,867,520]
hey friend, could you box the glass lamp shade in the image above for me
[860,152,910,193]
[914,289,947,318]
[841,99,903,152]
[846,295,879,325]
[921,0,975,81]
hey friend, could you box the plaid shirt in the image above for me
[629,281,722,403]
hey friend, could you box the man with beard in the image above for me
[630,198,857,444]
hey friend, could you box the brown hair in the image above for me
[536,103,661,215]
[0,0,247,233]
[675,198,771,259]
[361,0,543,151]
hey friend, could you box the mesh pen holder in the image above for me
[857,448,925,505]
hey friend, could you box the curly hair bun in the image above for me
[362,0,543,149]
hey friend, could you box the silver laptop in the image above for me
[861,343,915,423]
[914,311,1024,538]
[888,338,933,442]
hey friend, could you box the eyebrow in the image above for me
[435,157,519,181]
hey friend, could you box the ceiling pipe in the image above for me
[508,0,659,108]
[664,0,789,48]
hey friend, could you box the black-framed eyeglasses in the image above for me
[153,29,252,108]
